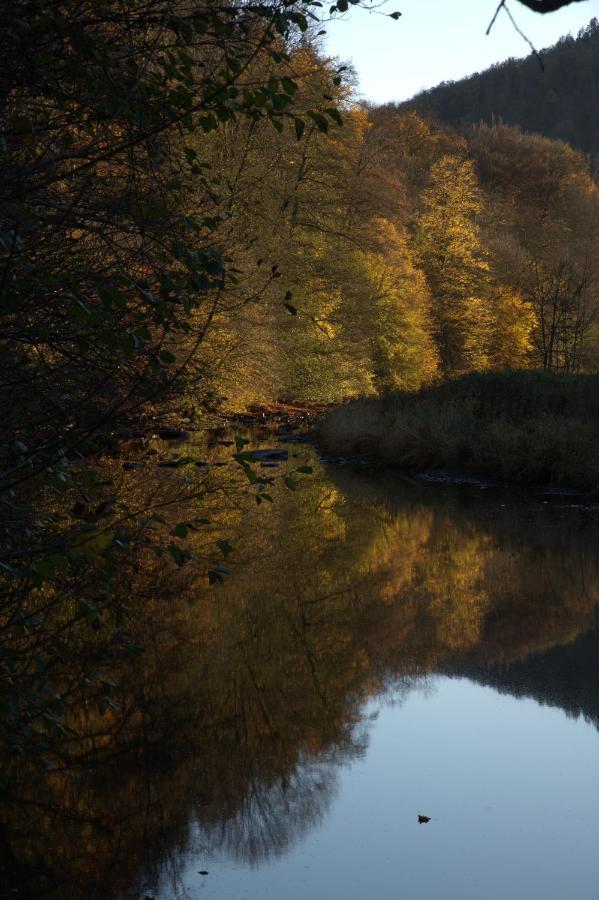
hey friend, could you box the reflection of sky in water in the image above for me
[150,676,599,900]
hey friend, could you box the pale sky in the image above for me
[324,0,599,104]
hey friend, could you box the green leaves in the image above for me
[285,465,314,489]
[77,529,115,560]
[208,563,229,585]
[34,554,69,583]
[300,106,345,135]
[168,542,190,567]
[326,107,343,126]
[329,0,361,13]
[256,491,273,505]
[307,110,330,133]
[281,76,298,96]
[289,11,309,32]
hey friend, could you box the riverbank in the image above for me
[114,400,327,441]
[320,372,599,493]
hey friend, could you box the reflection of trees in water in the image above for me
[199,758,338,864]
[446,621,599,730]
[193,713,370,866]
[5,459,599,898]
[381,673,437,707]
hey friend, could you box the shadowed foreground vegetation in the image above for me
[321,371,599,492]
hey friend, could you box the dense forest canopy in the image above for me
[403,17,599,157]
[1,0,599,775]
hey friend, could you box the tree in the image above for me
[486,285,535,368]
[0,0,358,772]
[417,155,491,375]
[527,259,596,370]
[357,219,438,392]
[471,123,599,371]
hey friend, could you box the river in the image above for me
[5,433,599,899]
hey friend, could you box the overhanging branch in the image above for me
[514,0,588,13]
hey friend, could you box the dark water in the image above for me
[5,438,599,900]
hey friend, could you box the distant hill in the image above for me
[400,18,599,158]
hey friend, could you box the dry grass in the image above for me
[321,372,599,492]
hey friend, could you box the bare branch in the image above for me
[504,4,546,69]
[487,2,506,34]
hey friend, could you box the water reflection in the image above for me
[3,450,599,899]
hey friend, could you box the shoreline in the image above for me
[318,372,599,496]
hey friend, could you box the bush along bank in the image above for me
[320,371,599,493]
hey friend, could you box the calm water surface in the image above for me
[147,682,599,900]
[8,438,599,900]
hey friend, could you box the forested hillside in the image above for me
[402,17,599,158]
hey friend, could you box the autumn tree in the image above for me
[471,123,599,371]
[354,219,438,392]
[416,155,491,375]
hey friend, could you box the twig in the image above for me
[486,1,506,35]
[504,3,546,70]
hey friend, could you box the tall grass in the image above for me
[321,372,599,492]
